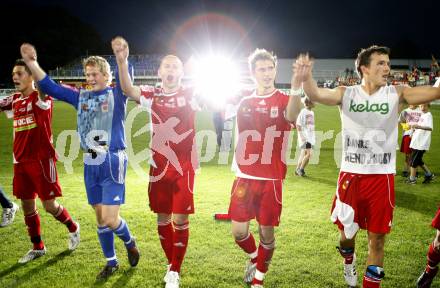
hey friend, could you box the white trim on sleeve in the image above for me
[35,98,51,110]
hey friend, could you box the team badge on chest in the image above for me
[101,100,109,112]
[270,106,279,118]
[177,97,186,107]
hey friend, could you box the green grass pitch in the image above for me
[0,101,439,287]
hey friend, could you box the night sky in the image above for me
[1,0,439,84]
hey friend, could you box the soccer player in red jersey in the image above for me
[112,37,199,288]
[294,48,440,288]
[225,49,301,288]
[0,59,80,263]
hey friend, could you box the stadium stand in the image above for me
[48,54,163,83]
[0,54,434,104]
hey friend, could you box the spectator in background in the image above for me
[398,104,421,177]
[407,103,434,184]
[295,96,315,177]
[212,111,233,152]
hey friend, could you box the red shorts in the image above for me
[228,177,283,226]
[400,135,412,154]
[13,158,62,201]
[148,167,195,214]
[431,208,440,230]
[330,172,395,238]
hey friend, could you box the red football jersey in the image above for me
[233,89,292,179]
[0,91,56,163]
[139,85,199,173]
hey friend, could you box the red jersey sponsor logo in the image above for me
[13,114,37,131]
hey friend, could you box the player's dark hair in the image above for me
[14,59,32,75]
[355,45,390,78]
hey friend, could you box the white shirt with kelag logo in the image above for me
[340,85,399,174]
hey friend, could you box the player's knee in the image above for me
[232,230,249,241]
[173,214,189,225]
[100,216,119,229]
[259,228,275,243]
[260,233,275,244]
[42,200,59,215]
[157,214,172,224]
[433,232,440,250]
[21,200,36,214]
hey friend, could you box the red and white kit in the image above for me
[139,85,199,214]
[331,85,399,238]
[227,89,293,226]
[0,91,61,200]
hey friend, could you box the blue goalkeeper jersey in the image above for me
[38,75,127,151]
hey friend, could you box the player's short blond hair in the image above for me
[83,56,112,85]
[248,48,277,73]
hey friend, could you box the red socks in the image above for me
[158,220,174,264]
[235,233,258,263]
[251,240,275,286]
[24,205,77,251]
[54,205,77,233]
[363,275,380,288]
[427,242,440,269]
[25,211,44,250]
[256,240,275,273]
[171,221,189,273]
[337,246,355,264]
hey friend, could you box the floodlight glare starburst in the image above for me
[193,54,240,107]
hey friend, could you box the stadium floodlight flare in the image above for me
[192,54,241,107]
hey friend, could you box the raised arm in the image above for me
[20,43,78,106]
[396,81,440,105]
[411,123,432,131]
[285,60,302,122]
[293,53,344,106]
[20,43,47,81]
[111,37,141,102]
[20,43,48,101]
